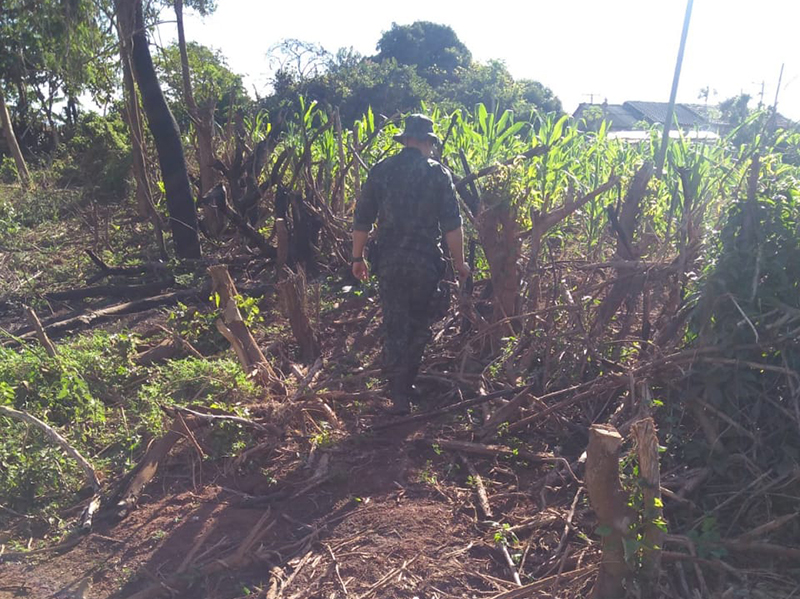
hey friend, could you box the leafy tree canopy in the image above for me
[262,22,561,127]
[376,21,471,85]
[0,0,117,121]
[154,41,249,127]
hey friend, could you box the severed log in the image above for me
[585,424,635,599]
[135,336,181,365]
[631,417,664,584]
[23,305,57,358]
[0,406,100,497]
[208,265,282,392]
[46,279,175,302]
[113,415,202,517]
[277,267,320,362]
[13,288,202,342]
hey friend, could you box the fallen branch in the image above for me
[113,415,203,517]
[459,454,493,519]
[485,565,596,599]
[12,288,202,341]
[370,387,525,431]
[163,405,280,435]
[0,405,99,492]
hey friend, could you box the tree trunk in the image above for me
[116,4,167,259]
[476,195,520,337]
[174,0,222,235]
[123,0,201,259]
[0,84,31,188]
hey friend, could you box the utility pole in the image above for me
[655,0,694,177]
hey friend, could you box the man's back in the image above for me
[354,147,461,265]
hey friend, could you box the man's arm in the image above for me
[445,226,470,281]
[351,230,369,280]
[437,166,469,280]
[351,172,379,280]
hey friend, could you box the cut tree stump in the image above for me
[277,266,320,363]
[586,424,635,599]
[632,417,664,586]
[208,265,283,392]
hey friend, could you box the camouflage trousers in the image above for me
[378,262,440,394]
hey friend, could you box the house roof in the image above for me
[573,100,796,132]
[573,102,640,129]
[623,101,708,128]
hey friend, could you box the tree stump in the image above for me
[277,267,320,363]
[586,424,635,598]
[632,417,664,585]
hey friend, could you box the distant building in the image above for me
[573,100,795,141]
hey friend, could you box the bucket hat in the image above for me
[393,113,440,144]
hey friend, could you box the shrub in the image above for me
[0,155,18,183]
[56,112,132,201]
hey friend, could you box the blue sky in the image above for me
[164,0,800,121]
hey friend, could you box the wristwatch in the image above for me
[351,256,365,263]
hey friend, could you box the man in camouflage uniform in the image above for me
[351,114,469,414]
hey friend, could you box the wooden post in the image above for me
[632,417,664,584]
[208,265,281,391]
[586,424,635,598]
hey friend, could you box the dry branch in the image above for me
[485,565,596,599]
[22,305,57,357]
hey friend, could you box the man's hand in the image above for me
[454,261,471,282]
[352,261,369,281]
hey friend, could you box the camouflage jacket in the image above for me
[353,147,462,269]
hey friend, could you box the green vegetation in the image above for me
[0,331,260,517]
